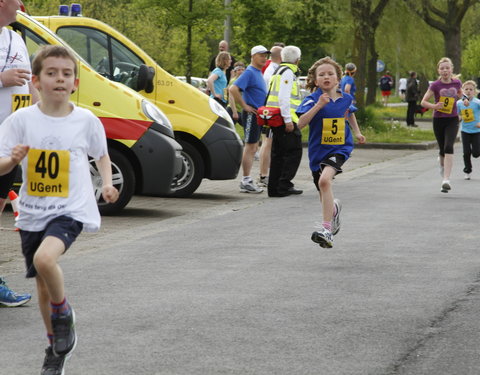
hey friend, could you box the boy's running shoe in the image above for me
[257,175,269,188]
[0,279,31,307]
[441,180,451,193]
[465,173,471,180]
[311,226,334,248]
[52,307,77,357]
[41,347,67,375]
[332,199,342,235]
[239,180,263,194]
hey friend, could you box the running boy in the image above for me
[0,45,119,375]
[457,80,480,180]
[297,57,365,248]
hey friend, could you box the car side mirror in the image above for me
[137,64,155,93]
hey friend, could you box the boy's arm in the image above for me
[297,93,330,130]
[0,145,29,176]
[95,154,119,203]
[348,113,366,144]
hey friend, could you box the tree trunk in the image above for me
[443,26,462,72]
[186,0,193,83]
[366,35,378,106]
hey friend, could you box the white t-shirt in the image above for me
[0,103,108,232]
[263,62,279,90]
[0,27,31,124]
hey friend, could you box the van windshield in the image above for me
[57,26,144,90]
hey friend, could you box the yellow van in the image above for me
[33,5,243,197]
[11,12,183,214]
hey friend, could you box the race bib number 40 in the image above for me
[27,149,69,197]
[437,96,454,114]
[322,118,346,145]
[11,94,32,113]
[461,108,474,122]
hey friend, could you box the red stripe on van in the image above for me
[100,117,152,140]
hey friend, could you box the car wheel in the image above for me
[169,140,204,197]
[90,148,135,215]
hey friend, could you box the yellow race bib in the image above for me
[461,108,474,122]
[11,94,32,113]
[322,118,346,145]
[27,149,70,197]
[437,96,454,114]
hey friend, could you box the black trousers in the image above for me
[406,100,416,125]
[267,125,302,195]
[461,131,480,173]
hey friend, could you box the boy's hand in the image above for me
[356,133,366,144]
[476,123,480,128]
[102,185,119,203]
[11,144,29,164]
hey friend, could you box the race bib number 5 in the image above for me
[437,96,454,114]
[322,118,346,145]
[27,149,69,197]
[11,94,32,113]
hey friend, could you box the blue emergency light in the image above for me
[58,5,69,16]
[70,3,82,16]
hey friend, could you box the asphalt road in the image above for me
[2,146,480,375]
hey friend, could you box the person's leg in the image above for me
[278,131,302,192]
[433,117,446,172]
[36,274,54,338]
[267,128,283,196]
[443,119,459,181]
[461,131,472,174]
[259,131,272,182]
[471,132,480,160]
[406,101,415,126]
[318,166,337,223]
[241,142,258,177]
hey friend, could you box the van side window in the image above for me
[10,23,48,59]
[57,27,144,89]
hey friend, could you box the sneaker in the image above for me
[332,199,342,235]
[41,346,67,375]
[465,173,471,180]
[441,180,451,193]
[257,175,269,188]
[311,226,334,248]
[52,307,77,357]
[0,279,31,307]
[239,180,263,194]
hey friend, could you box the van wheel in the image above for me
[90,148,135,215]
[169,140,204,197]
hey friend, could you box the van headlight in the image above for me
[209,97,234,129]
[142,100,173,131]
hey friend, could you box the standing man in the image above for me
[0,0,36,307]
[379,70,394,106]
[229,45,270,193]
[257,45,283,188]
[264,45,303,197]
[209,40,236,83]
[405,71,419,127]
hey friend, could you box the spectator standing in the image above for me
[261,42,285,74]
[265,45,303,197]
[340,63,357,104]
[421,57,464,193]
[206,51,231,107]
[0,0,37,308]
[209,40,236,83]
[229,45,270,193]
[398,77,407,101]
[405,71,419,127]
[257,45,283,188]
[227,61,245,125]
[379,70,394,106]
[457,80,480,180]
[0,45,119,375]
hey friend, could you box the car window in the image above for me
[10,22,48,58]
[57,26,144,89]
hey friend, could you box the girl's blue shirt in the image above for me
[296,89,355,172]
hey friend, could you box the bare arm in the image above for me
[94,154,119,203]
[343,83,352,94]
[206,73,220,99]
[297,93,330,130]
[229,85,256,113]
[0,145,29,176]
[421,88,443,111]
[348,113,365,144]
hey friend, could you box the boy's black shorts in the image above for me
[19,215,83,278]
[312,154,346,190]
[0,165,18,199]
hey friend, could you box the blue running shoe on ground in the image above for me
[0,278,31,307]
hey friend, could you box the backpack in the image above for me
[379,76,392,91]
